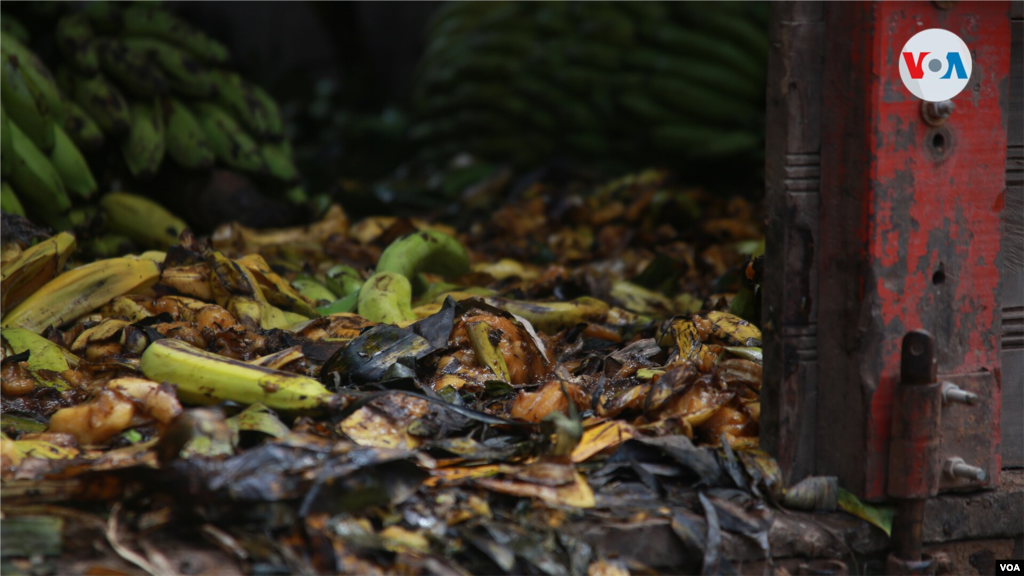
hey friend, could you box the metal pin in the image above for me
[944,457,986,482]
[922,100,956,126]
[941,382,978,405]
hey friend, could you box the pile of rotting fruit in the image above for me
[1,170,879,574]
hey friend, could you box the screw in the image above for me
[944,457,986,482]
[922,100,956,126]
[941,382,978,405]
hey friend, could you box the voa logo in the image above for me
[898,28,972,102]
[1000,562,1022,572]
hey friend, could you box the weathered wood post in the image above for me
[763,1,1014,500]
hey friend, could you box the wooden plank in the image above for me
[1007,23,1024,146]
[1006,335,1023,467]
[1002,10,1023,468]
[762,1,825,486]
[1007,0,1024,20]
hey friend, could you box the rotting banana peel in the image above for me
[159,264,214,301]
[2,326,79,372]
[1,231,76,314]
[2,257,160,334]
[483,296,610,334]
[376,230,470,282]
[357,272,417,324]
[205,250,293,330]
[139,338,333,412]
[236,254,320,318]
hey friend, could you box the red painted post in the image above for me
[816,1,1010,500]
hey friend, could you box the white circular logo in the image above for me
[898,28,972,102]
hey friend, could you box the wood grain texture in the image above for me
[762,1,825,486]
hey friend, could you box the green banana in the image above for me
[0,13,30,44]
[291,276,336,306]
[121,100,165,178]
[72,72,131,136]
[260,141,298,183]
[565,132,610,157]
[121,37,216,97]
[0,36,63,125]
[325,265,363,299]
[622,47,761,103]
[698,131,760,158]
[1,53,55,153]
[139,339,333,412]
[376,230,471,282]
[192,102,265,173]
[62,98,106,151]
[81,234,135,259]
[96,38,168,97]
[49,123,97,199]
[248,84,284,140]
[56,13,100,75]
[24,0,70,18]
[210,70,269,138]
[7,121,71,224]
[83,1,124,35]
[674,3,768,64]
[646,76,759,127]
[100,191,187,249]
[651,124,758,158]
[577,5,636,46]
[317,291,360,316]
[284,185,307,205]
[162,97,214,169]
[616,91,682,124]
[650,124,722,151]
[641,24,762,79]
[1,103,11,177]
[122,5,230,64]
[1,181,25,216]
[357,272,416,324]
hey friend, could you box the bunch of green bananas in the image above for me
[411,1,768,175]
[1,4,301,235]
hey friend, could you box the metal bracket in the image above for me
[937,372,998,492]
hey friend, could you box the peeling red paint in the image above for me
[819,1,1008,500]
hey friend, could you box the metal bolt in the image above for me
[944,457,986,482]
[941,382,978,405]
[922,100,956,126]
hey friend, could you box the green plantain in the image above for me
[120,99,165,178]
[162,97,214,169]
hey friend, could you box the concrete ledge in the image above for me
[923,469,1024,543]
[580,509,888,567]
